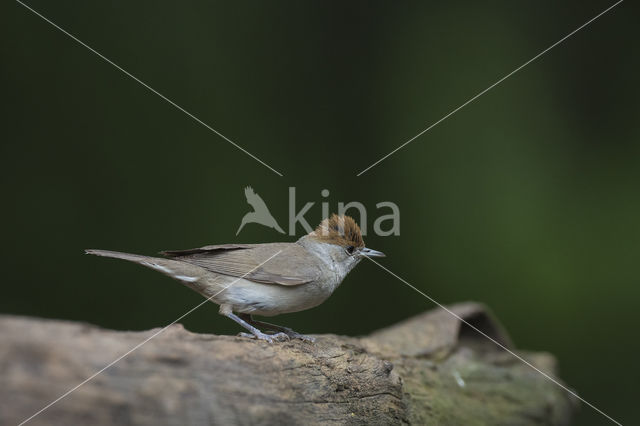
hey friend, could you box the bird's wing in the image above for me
[161,244,255,258]
[244,186,270,212]
[161,243,322,286]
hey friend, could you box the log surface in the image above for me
[0,303,576,425]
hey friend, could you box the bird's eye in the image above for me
[346,245,355,255]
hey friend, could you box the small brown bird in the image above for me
[86,214,384,343]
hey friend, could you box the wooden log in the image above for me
[0,302,576,425]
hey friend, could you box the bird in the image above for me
[236,186,285,235]
[86,214,384,343]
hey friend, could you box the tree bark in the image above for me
[0,302,576,425]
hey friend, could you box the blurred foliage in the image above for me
[2,1,638,424]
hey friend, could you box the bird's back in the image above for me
[168,242,324,286]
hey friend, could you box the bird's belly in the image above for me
[209,277,337,317]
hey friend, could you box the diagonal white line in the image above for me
[15,0,284,177]
[18,250,283,426]
[356,0,623,176]
[362,254,622,425]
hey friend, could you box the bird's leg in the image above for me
[241,314,316,343]
[220,305,288,343]
[226,312,290,343]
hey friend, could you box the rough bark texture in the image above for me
[0,303,576,425]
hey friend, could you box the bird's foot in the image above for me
[237,331,289,343]
[280,328,316,343]
[268,332,291,342]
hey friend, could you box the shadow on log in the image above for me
[0,302,576,425]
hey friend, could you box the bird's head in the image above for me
[300,214,385,274]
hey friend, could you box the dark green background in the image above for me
[2,1,638,424]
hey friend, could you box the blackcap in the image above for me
[86,214,384,343]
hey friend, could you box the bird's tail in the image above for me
[85,249,150,263]
[85,249,205,284]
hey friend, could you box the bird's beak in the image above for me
[360,247,385,258]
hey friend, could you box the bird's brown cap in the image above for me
[309,214,365,248]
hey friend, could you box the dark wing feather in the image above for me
[161,244,254,257]
[161,243,322,286]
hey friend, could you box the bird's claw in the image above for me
[238,329,314,343]
[269,332,291,342]
[237,331,289,343]
[278,327,315,342]
[286,331,316,342]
